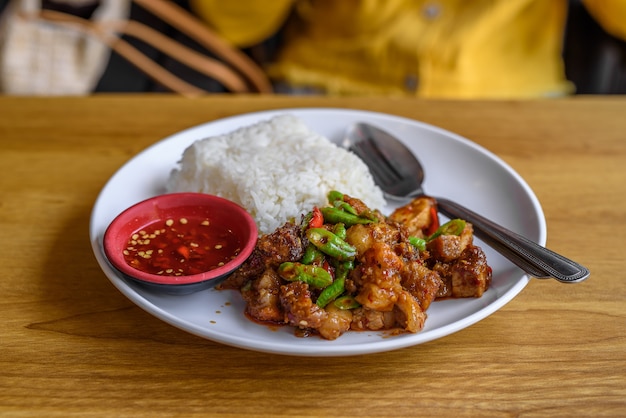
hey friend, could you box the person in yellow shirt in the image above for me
[190,0,626,98]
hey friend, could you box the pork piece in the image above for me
[279,281,354,340]
[279,281,327,330]
[400,260,443,311]
[350,292,426,334]
[394,290,427,333]
[388,196,437,237]
[430,245,492,298]
[434,270,453,299]
[219,222,305,289]
[241,268,283,323]
[427,222,474,262]
[351,307,396,331]
[354,241,404,311]
[345,221,404,258]
[318,304,353,340]
[449,245,492,297]
[345,224,374,257]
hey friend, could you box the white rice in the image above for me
[166,114,386,235]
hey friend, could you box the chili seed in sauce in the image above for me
[123,217,241,276]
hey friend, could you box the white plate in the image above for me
[90,108,546,356]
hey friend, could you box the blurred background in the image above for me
[0,0,625,97]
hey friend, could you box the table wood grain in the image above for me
[1,95,624,417]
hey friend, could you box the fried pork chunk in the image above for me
[388,196,437,237]
[354,241,404,311]
[400,260,443,311]
[280,281,353,340]
[430,245,492,298]
[280,281,327,330]
[219,222,305,290]
[346,222,442,310]
[424,222,492,298]
[346,222,440,333]
[241,268,283,323]
[426,222,474,262]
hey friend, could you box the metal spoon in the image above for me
[344,122,590,284]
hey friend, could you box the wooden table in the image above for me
[1,95,624,417]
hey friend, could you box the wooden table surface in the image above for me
[1,95,624,417]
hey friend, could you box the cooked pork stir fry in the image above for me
[219,191,492,340]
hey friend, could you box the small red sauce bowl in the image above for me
[103,193,258,294]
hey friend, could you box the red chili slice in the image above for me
[308,206,324,229]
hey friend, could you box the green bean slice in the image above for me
[428,219,466,241]
[277,262,333,289]
[320,207,373,227]
[306,228,356,261]
[408,236,427,251]
[334,295,361,310]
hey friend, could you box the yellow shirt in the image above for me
[190,0,626,98]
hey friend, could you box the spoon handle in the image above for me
[435,198,590,283]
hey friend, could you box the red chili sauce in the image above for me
[123,217,241,276]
